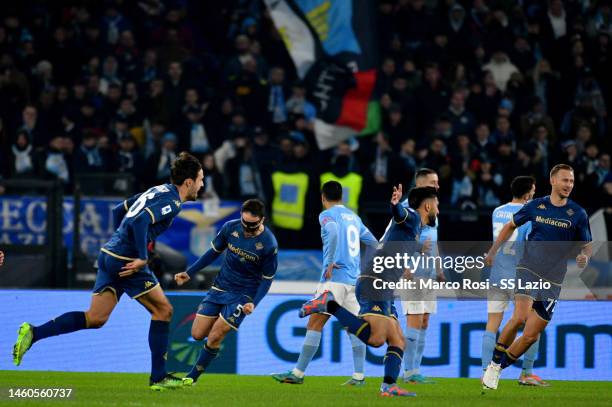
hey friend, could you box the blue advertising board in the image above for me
[0,195,240,264]
[1,290,610,381]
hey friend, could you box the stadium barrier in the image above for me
[1,289,609,380]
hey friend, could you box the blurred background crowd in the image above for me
[0,0,610,226]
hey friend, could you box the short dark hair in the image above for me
[510,176,535,198]
[321,180,343,201]
[408,186,438,209]
[415,168,436,181]
[550,163,573,178]
[241,199,265,218]
[170,152,202,185]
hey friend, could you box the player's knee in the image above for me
[509,315,527,327]
[368,335,386,348]
[86,312,109,329]
[207,330,225,348]
[191,327,206,341]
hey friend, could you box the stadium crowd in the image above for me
[0,0,610,215]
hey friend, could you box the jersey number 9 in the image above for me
[347,224,359,257]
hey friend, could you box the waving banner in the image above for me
[265,0,381,149]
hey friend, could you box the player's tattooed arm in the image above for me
[485,221,518,267]
[0,250,4,267]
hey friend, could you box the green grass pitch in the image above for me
[1,372,610,406]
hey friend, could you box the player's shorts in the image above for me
[196,288,252,330]
[355,277,398,320]
[401,300,437,315]
[514,266,562,322]
[486,287,514,313]
[315,281,360,315]
[92,250,159,300]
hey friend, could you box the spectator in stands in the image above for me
[201,152,223,200]
[145,132,177,187]
[8,129,36,178]
[224,134,263,200]
[74,130,106,174]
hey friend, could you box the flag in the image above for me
[265,0,381,149]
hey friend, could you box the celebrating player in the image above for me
[175,199,278,387]
[400,168,442,384]
[12,152,204,391]
[482,176,549,386]
[482,164,592,390]
[271,181,378,386]
[300,185,439,397]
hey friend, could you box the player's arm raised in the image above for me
[389,184,413,225]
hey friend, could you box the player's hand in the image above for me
[325,263,339,280]
[243,303,254,315]
[402,268,414,280]
[174,272,191,286]
[576,254,589,269]
[484,251,495,267]
[390,184,403,206]
[0,250,4,267]
[119,258,148,277]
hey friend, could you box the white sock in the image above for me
[291,368,305,378]
[352,372,364,380]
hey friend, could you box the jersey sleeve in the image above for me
[575,210,592,242]
[211,223,230,253]
[512,201,534,227]
[319,211,336,227]
[261,246,278,280]
[144,196,180,224]
[359,220,379,247]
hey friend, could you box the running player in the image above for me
[271,181,377,386]
[12,152,204,391]
[482,164,592,390]
[482,176,549,386]
[175,199,278,386]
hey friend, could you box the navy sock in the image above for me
[149,320,170,383]
[329,304,371,343]
[32,312,87,343]
[500,351,518,369]
[383,346,404,384]
[492,342,508,364]
[187,341,219,382]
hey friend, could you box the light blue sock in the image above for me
[415,328,426,374]
[522,337,539,376]
[293,330,322,377]
[482,331,496,370]
[403,327,419,375]
[349,334,366,380]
